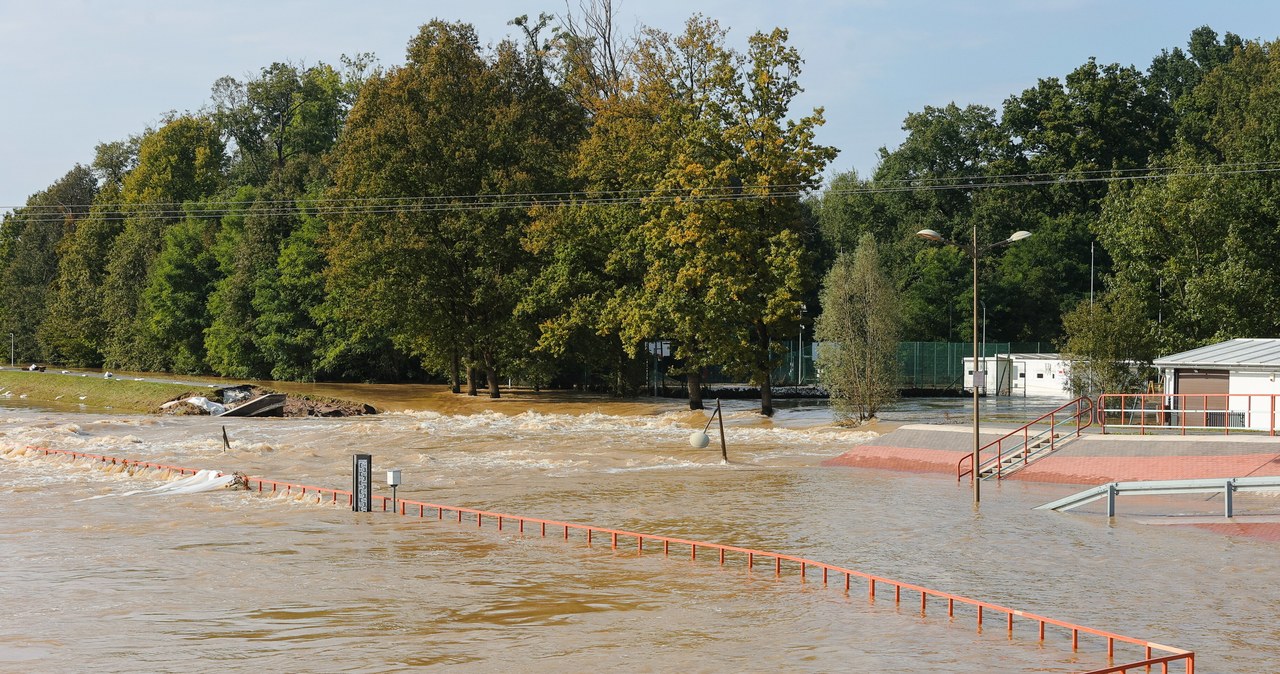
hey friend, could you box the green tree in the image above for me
[141,211,221,373]
[252,203,328,380]
[1098,38,1280,352]
[0,166,96,363]
[101,115,225,371]
[39,143,135,366]
[327,19,584,395]
[521,6,664,396]
[602,18,833,415]
[211,61,359,185]
[815,234,901,423]
[203,186,284,378]
[1060,289,1156,395]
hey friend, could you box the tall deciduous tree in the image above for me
[101,115,225,371]
[1096,38,1280,352]
[327,19,584,396]
[0,166,96,363]
[141,210,222,373]
[604,18,833,415]
[39,140,137,366]
[815,234,901,424]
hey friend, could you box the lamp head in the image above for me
[1007,230,1032,243]
[916,228,945,243]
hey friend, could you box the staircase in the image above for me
[976,430,1062,479]
[957,396,1094,482]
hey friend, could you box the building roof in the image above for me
[1153,338,1280,370]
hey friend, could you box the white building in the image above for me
[1153,338,1280,430]
[962,353,1070,398]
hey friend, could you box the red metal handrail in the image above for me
[957,396,1094,482]
[23,446,1194,674]
[1098,393,1280,436]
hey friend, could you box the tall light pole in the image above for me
[979,300,987,395]
[798,303,807,386]
[917,225,1031,505]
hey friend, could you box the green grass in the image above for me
[0,370,198,413]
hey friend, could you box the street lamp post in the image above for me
[798,303,807,386]
[917,225,1031,505]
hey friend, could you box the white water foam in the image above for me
[76,469,235,500]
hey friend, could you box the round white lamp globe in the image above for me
[689,431,710,448]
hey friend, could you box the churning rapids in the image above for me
[0,390,1276,672]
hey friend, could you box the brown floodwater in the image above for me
[0,390,1276,672]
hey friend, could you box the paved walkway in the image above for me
[822,424,1280,485]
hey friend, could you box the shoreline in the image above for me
[0,369,374,417]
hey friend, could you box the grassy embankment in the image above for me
[0,370,195,413]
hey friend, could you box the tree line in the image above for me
[0,10,1271,413]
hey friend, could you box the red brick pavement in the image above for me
[821,444,1280,485]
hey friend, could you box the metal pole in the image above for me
[716,398,728,462]
[980,301,987,396]
[972,223,981,505]
[797,326,802,386]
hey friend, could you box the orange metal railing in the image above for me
[24,446,1194,674]
[1098,393,1280,436]
[957,396,1094,482]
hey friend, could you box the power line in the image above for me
[4,161,1280,224]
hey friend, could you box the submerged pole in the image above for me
[716,398,727,462]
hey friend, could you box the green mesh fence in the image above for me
[648,340,1050,390]
[897,341,1052,391]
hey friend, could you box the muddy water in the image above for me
[0,392,1277,672]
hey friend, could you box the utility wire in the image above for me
[5,162,1280,224]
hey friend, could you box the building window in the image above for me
[1036,373,1044,379]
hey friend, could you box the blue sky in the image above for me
[2,0,1279,211]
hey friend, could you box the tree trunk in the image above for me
[467,366,478,396]
[687,369,704,410]
[450,348,461,394]
[760,369,774,417]
[486,366,501,398]
[756,321,775,416]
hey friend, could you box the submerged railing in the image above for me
[1099,393,1280,436]
[24,446,1194,674]
[957,396,1094,482]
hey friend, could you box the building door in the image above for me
[1174,369,1229,427]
